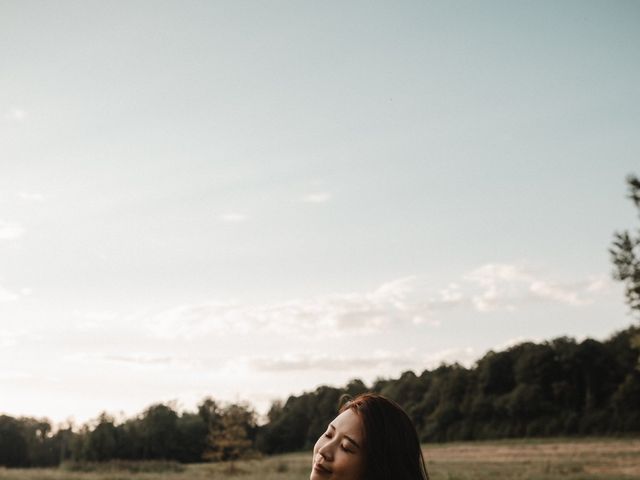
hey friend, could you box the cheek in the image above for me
[338,453,365,478]
[312,437,323,456]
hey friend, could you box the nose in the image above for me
[317,442,335,461]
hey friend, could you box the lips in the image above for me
[313,462,332,475]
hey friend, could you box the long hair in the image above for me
[339,393,429,480]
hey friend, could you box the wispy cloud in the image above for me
[0,370,33,381]
[0,285,20,303]
[0,328,28,347]
[63,351,197,369]
[529,280,584,306]
[219,213,247,223]
[146,277,442,340]
[247,347,478,373]
[0,221,25,240]
[302,192,332,203]
[463,264,607,311]
[4,108,27,122]
[145,263,607,341]
[104,354,174,366]
[18,192,45,202]
[72,310,119,330]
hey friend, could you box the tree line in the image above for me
[0,399,257,468]
[258,326,640,452]
[1,326,639,467]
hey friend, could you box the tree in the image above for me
[86,413,118,461]
[198,397,222,431]
[611,174,640,314]
[175,412,208,463]
[204,403,256,473]
[139,403,180,459]
[0,415,28,467]
[611,174,640,367]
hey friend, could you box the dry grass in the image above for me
[425,437,640,479]
[1,438,639,480]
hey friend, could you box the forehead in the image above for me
[332,409,363,439]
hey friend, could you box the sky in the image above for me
[1,0,639,425]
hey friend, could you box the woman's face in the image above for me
[310,409,366,480]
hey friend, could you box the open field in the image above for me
[1,438,639,480]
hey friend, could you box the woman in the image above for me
[310,393,429,480]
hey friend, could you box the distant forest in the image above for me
[1,326,639,468]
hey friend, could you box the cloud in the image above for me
[0,285,20,303]
[147,278,443,340]
[0,221,25,240]
[144,263,608,341]
[4,108,27,121]
[302,192,332,203]
[584,275,611,293]
[464,264,531,311]
[463,263,604,311]
[72,310,119,330]
[18,192,45,202]
[247,347,478,373]
[104,354,174,365]
[0,370,33,380]
[219,213,247,223]
[63,351,181,367]
[0,329,28,347]
[529,280,584,306]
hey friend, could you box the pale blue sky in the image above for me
[1,0,639,423]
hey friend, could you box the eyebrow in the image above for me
[328,424,361,449]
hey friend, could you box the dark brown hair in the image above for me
[339,393,429,480]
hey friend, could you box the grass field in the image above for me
[1,438,639,480]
